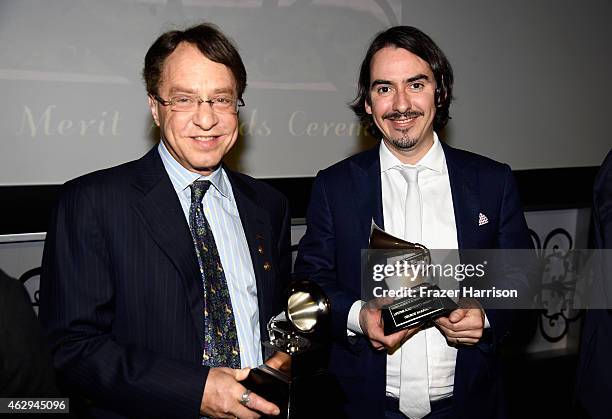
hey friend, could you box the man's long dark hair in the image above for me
[143,23,247,98]
[350,26,454,139]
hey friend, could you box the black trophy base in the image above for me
[381,283,458,335]
[242,365,290,418]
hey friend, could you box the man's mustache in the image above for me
[383,110,424,120]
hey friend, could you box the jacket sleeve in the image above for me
[484,164,536,347]
[294,173,358,342]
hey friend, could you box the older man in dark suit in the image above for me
[40,23,289,419]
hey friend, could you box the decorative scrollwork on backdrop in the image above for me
[530,228,583,342]
[19,266,41,308]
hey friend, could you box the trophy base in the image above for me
[242,365,290,418]
[381,284,458,335]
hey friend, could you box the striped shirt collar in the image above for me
[157,140,230,199]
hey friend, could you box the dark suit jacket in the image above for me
[39,148,291,419]
[576,148,612,419]
[0,269,59,397]
[294,142,532,419]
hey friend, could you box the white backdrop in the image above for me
[1,0,611,185]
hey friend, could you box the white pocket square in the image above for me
[478,213,489,226]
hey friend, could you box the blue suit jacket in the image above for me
[576,148,612,419]
[40,148,291,419]
[294,142,532,419]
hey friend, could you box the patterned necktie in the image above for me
[398,166,431,419]
[189,180,241,369]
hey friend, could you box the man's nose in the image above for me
[192,102,219,130]
[393,89,412,113]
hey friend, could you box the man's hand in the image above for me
[200,367,280,418]
[265,351,291,375]
[359,299,420,351]
[434,298,485,346]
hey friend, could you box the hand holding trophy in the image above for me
[242,279,330,418]
[368,224,458,335]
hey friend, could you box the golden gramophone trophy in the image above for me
[369,224,457,335]
[243,279,330,418]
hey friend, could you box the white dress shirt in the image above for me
[158,140,263,368]
[348,134,458,401]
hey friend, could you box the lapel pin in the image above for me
[263,261,271,271]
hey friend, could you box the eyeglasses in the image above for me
[152,94,245,114]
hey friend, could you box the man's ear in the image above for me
[365,99,373,115]
[147,95,160,127]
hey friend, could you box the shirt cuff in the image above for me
[347,300,365,336]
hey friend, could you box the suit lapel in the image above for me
[442,143,480,250]
[131,149,204,347]
[225,169,272,345]
[351,147,384,241]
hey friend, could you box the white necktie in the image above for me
[398,166,431,419]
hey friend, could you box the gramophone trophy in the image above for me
[242,279,330,418]
[369,224,457,335]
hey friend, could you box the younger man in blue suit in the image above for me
[295,26,532,419]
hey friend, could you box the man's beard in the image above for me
[383,110,424,150]
[389,132,418,150]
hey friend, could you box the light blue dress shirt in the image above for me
[158,141,263,368]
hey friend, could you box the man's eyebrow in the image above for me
[406,74,430,83]
[370,79,392,88]
[211,87,235,95]
[370,74,430,89]
[167,86,198,94]
[166,86,236,95]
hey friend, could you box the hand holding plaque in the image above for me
[368,224,457,335]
